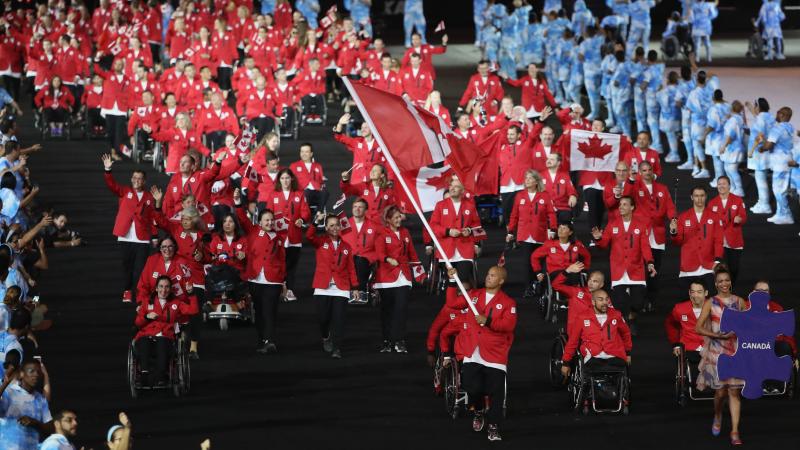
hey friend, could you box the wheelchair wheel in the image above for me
[548,335,567,388]
[152,143,164,172]
[442,360,461,419]
[177,334,191,394]
[127,343,138,399]
[674,353,687,407]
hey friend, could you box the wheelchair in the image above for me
[674,344,714,406]
[34,108,74,140]
[760,340,798,399]
[426,257,478,298]
[440,354,508,420]
[534,271,584,324]
[349,266,379,307]
[569,356,631,415]
[661,24,693,61]
[474,195,502,226]
[203,263,254,331]
[127,328,190,399]
[131,128,159,164]
[746,31,765,60]
[299,94,328,126]
[152,141,167,173]
[278,106,301,140]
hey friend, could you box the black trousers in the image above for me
[724,247,742,286]
[250,117,276,143]
[679,273,716,297]
[582,187,605,229]
[43,107,68,123]
[500,191,517,226]
[353,256,372,292]
[301,94,325,117]
[66,84,83,110]
[304,188,329,214]
[105,113,128,153]
[440,260,475,287]
[205,130,228,153]
[149,42,162,65]
[611,284,646,318]
[186,287,204,343]
[88,108,105,129]
[217,66,233,91]
[135,336,171,383]
[378,286,410,342]
[461,363,506,426]
[120,241,150,297]
[250,283,282,343]
[285,246,301,291]
[584,356,627,375]
[517,242,542,290]
[315,295,347,349]
[646,248,664,305]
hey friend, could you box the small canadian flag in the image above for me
[337,211,351,233]
[471,227,487,238]
[497,252,506,267]
[411,263,427,283]
[435,21,445,33]
[274,216,289,231]
[333,193,347,210]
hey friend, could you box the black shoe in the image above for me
[379,340,393,353]
[394,340,408,353]
[629,321,638,337]
[322,337,333,353]
[487,424,502,441]
[331,348,342,359]
[155,380,168,389]
[189,351,199,360]
[257,340,278,354]
[472,410,485,432]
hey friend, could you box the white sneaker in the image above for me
[677,161,694,170]
[767,214,778,223]
[709,179,718,188]
[284,290,298,302]
[777,54,786,60]
[771,215,794,225]
[693,169,710,179]
[750,203,772,215]
[665,153,681,163]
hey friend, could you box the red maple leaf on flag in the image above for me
[425,168,454,191]
[577,134,613,166]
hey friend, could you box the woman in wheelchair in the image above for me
[531,222,591,287]
[133,276,198,387]
[205,212,247,274]
[136,235,194,306]
[34,76,74,138]
[560,289,631,391]
[694,267,746,445]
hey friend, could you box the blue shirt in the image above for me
[706,102,731,138]
[691,2,718,36]
[629,0,655,27]
[642,63,664,92]
[748,111,776,151]
[723,114,745,153]
[0,88,13,110]
[579,35,604,73]
[0,383,51,450]
[0,158,24,199]
[658,85,680,121]
[767,122,796,171]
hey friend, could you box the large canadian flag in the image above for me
[569,129,621,172]
[398,165,454,213]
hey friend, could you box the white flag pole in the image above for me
[342,78,480,317]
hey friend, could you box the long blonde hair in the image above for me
[524,169,544,192]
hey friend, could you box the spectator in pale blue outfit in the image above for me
[543,11,569,103]
[607,0,630,39]
[657,71,682,162]
[719,101,746,196]
[571,0,594,37]
[295,0,320,29]
[261,0,276,14]
[745,98,776,214]
[601,44,622,129]
[675,65,696,170]
[403,0,426,48]
[641,50,664,152]
[498,5,519,79]
[761,107,795,224]
[627,0,655,58]
[704,89,731,187]
[0,141,26,199]
[474,0,488,46]
[610,50,634,137]
[554,30,576,105]
[755,0,786,60]
[511,0,532,70]
[523,12,545,65]
[686,71,717,178]
[543,0,562,15]
[629,47,648,135]
[579,26,604,120]
[345,0,372,38]
[566,35,584,105]
[0,359,51,450]
[689,0,719,62]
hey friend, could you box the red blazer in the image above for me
[206,233,248,273]
[428,105,452,126]
[289,160,325,191]
[333,133,385,184]
[630,179,676,246]
[439,288,517,366]
[622,146,663,177]
[594,217,654,283]
[306,228,359,291]
[236,89,278,120]
[541,169,577,211]
[94,65,130,112]
[134,294,199,340]
[399,67,433,104]
[82,86,104,109]
[162,164,222,217]
[340,181,397,222]
[104,171,156,241]
[531,239,591,274]
[707,194,747,249]
[211,30,238,66]
[507,190,557,243]
[374,226,419,284]
[265,190,311,245]
[426,285,470,352]
[271,83,299,110]
[530,143,562,174]
[136,254,194,305]
[152,212,206,285]
[563,307,632,363]
[196,105,240,136]
[459,73,504,112]
[236,207,287,282]
[505,75,555,112]
[292,43,334,71]
[498,140,533,187]
[127,105,161,136]
[291,68,326,97]
[603,177,636,222]
[401,44,446,79]
[34,86,75,110]
[189,40,218,73]
[152,127,211,174]
[664,300,704,351]
[671,208,724,274]
[429,197,481,260]
[551,271,605,330]
[340,217,380,263]
[369,69,403,96]
[556,107,591,133]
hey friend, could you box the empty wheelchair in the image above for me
[127,328,190,399]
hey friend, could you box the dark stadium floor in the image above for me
[29,60,800,449]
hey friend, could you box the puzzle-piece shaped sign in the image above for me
[718,291,795,399]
